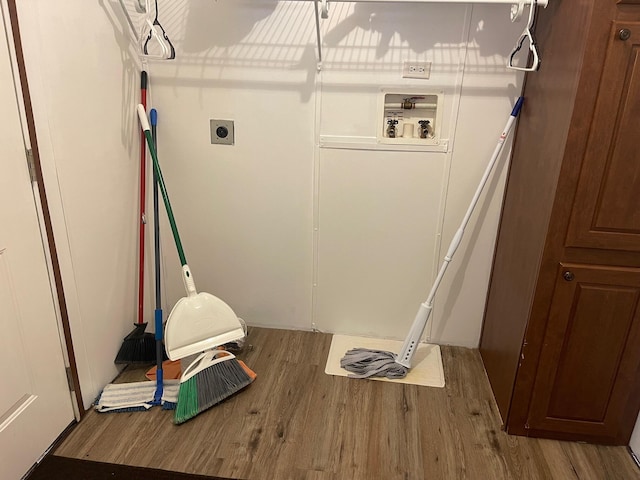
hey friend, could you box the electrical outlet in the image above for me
[402,61,431,79]
[210,119,234,145]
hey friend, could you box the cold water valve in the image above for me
[418,120,433,139]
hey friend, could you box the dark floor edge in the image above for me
[629,446,640,471]
[21,421,78,479]
[25,454,237,480]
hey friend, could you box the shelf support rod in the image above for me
[313,0,323,71]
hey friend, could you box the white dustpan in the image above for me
[137,105,245,361]
[164,266,245,360]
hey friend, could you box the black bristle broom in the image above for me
[115,70,155,365]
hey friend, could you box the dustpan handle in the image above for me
[181,350,237,383]
[137,104,187,267]
[182,265,198,297]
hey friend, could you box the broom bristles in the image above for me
[115,323,166,364]
[174,359,254,424]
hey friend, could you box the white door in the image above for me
[0,7,75,480]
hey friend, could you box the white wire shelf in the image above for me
[118,0,548,71]
[308,0,547,71]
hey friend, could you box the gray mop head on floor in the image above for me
[340,348,409,379]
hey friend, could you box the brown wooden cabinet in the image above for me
[526,264,640,440]
[480,0,640,445]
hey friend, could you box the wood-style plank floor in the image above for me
[54,327,640,479]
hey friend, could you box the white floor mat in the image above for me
[325,334,445,387]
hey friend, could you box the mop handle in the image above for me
[396,97,524,368]
[137,104,187,268]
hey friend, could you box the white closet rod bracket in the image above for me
[508,0,543,71]
[309,0,548,72]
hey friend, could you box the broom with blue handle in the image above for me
[149,108,176,409]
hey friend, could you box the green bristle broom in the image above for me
[135,104,255,423]
[174,350,256,424]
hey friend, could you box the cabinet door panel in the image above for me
[526,264,640,443]
[566,23,640,252]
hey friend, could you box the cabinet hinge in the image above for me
[26,149,37,183]
[65,366,75,392]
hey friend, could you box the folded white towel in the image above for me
[95,380,179,412]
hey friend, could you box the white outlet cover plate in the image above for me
[402,61,431,79]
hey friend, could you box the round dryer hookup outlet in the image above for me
[210,119,234,145]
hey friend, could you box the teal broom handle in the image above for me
[137,104,187,267]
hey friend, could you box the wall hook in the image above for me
[142,0,175,60]
[507,0,541,71]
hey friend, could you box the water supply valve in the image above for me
[418,120,432,139]
[386,119,399,138]
[401,96,425,110]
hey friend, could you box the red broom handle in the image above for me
[138,71,148,325]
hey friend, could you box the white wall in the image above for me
[17,1,141,408]
[147,0,318,333]
[18,0,524,407]
[314,3,523,345]
[147,1,524,346]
